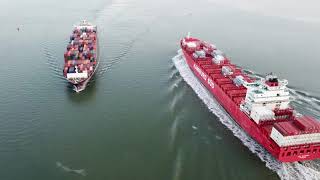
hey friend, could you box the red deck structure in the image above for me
[180,36,320,162]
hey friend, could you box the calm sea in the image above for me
[0,0,320,179]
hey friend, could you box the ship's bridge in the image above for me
[240,74,291,124]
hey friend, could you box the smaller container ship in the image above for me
[63,20,98,92]
[180,34,320,162]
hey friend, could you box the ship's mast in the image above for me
[187,32,191,39]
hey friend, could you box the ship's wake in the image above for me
[94,0,156,78]
[42,42,66,84]
[172,49,320,180]
[73,84,87,93]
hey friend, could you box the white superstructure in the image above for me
[67,71,88,79]
[74,20,97,31]
[240,74,290,124]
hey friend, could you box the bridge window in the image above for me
[293,151,297,155]
[300,150,304,154]
[313,149,317,153]
[287,152,291,156]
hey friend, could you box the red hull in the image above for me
[180,39,320,162]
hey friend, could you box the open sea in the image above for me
[0,0,320,179]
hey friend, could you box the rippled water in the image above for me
[0,0,320,179]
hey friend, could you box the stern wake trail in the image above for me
[172,49,320,180]
[94,0,156,78]
[90,0,132,78]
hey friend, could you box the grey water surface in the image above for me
[0,0,320,179]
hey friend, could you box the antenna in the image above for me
[187,32,191,38]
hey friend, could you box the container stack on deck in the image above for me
[195,57,250,107]
[63,28,97,76]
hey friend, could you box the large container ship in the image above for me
[63,20,98,91]
[180,35,320,162]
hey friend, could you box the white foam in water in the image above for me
[288,89,320,119]
[169,115,181,150]
[192,125,198,130]
[313,98,320,104]
[168,76,183,92]
[73,84,86,93]
[172,49,320,180]
[56,161,87,176]
[172,148,184,180]
[73,77,92,92]
[215,135,222,140]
